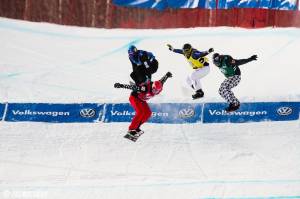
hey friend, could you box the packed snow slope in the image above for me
[0,17,299,199]
[1,18,300,103]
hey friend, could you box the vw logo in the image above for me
[178,107,195,118]
[277,107,293,116]
[80,108,96,118]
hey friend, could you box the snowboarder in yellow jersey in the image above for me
[167,43,214,99]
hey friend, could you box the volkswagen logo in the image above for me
[277,107,293,116]
[80,108,96,118]
[178,107,195,118]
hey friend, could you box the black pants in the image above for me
[130,59,158,84]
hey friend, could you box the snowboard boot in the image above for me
[136,128,144,136]
[124,130,139,142]
[127,130,139,138]
[225,103,240,112]
[192,89,204,99]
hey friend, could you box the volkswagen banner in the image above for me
[0,103,6,121]
[113,0,297,10]
[217,0,297,9]
[104,103,203,124]
[113,0,215,10]
[203,102,300,123]
[5,103,104,123]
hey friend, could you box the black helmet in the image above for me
[128,45,137,55]
[182,43,192,51]
[212,53,220,66]
[213,53,219,59]
[182,43,192,56]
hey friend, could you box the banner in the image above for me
[1,102,299,123]
[113,0,297,10]
[5,103,104,123]
[113,0,215,10]
[218,0,298,9]
[104,103,203,124]
[0,104,5,121]
[203,102,300,123]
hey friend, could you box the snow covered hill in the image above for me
[0,17,299,199]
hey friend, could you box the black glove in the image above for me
[250,55,258,61]
[167,44,174,51]
[114,83,122,88]
[208,48,214,53]
[166,71,172,78]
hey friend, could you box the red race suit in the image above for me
[128,80,162,131]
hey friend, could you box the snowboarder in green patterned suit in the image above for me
[212,53,258,112]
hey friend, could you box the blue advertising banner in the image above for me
[167,0,215,9]
[203,102,300,123]
[5,103,104,123]
[0,103,6,121]
[1,102,299,123]
[104,103,203,124]
[113,0,215,10]
[216,0,297,9]
[113,0,297,10]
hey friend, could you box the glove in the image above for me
[166,71,172,78]
[114,83,121,88]
[208,48,214,53]
[250,55,257,61]
[167,44,174,51]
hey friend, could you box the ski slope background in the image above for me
[0,17,300,199]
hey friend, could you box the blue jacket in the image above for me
[173,48,208,59]
[129,50,155,67]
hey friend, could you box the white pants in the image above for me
[186,66,210,91]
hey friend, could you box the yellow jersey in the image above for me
[185,51,209,69]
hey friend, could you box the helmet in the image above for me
[182,43,192,55]
[212,53,220,66]
[182,43,192,50]
[152,81,162,94]
[128,45,137,55]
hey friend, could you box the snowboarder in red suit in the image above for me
[114,72,172,139]
[129,80,162,133]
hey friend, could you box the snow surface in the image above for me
[0,17,299,199]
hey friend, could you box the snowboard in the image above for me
[124,130,144,142]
